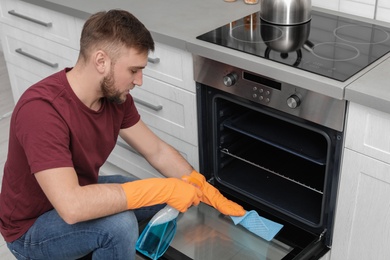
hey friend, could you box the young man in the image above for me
[0,10,245,259]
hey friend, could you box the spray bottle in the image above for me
[136,174,202,259]
[136,205,179,260]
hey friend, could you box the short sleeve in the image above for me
[15,100,73,174]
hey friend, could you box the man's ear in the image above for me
[94,50,109,74]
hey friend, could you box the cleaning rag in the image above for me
[230,210,283,241]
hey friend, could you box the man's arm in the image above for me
[35,166,202,224]
[35,119,200,224]
[35,167,128,224]
[119,119,193,178]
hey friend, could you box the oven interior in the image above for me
[198,85,344,246]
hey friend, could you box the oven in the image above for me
[152,9,390,260]
[193,55,345,259]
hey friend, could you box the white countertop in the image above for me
[22,0,390,114]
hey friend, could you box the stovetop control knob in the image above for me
[287,94,301,109]
[223,72,238,87]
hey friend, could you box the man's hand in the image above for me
[182,170,246,217]
[121,178,202,212]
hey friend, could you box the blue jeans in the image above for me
[7,175,165,260]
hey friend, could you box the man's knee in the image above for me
[106,211,138,243]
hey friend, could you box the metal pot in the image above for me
[260,0,312,25]
[261,21,312,66]
[261,21,311,53]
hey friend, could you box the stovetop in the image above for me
[197,10,390,82]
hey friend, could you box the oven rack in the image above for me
[220,148,323,195]
[222,112,328,165]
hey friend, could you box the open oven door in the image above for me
[145,202,329,260]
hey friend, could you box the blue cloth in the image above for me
[231,210,283,241]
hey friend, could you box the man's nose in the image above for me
[133,71,143,86]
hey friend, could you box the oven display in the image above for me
[243,71,282,90]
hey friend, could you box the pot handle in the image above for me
[303,40,315,52]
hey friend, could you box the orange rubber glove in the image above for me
[120,178,202,212]
[182,170,246,217]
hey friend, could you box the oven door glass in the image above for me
[160,203,328,260]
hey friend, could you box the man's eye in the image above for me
[131,70,138,73]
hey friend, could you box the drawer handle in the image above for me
[15,48,59,68]
[147,57,160,64]
[133,97,163,111]
[8,10,52,27]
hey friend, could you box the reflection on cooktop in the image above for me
[197,11,390,82]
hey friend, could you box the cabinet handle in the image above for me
[8,10,52,27]
[133,97,163,111]
[147,57,160,64]
[15,48,59,68]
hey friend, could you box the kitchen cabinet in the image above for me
[331,102,390,260]
[0,0,80,103]
[0,0,199,179]
[0,25,79,101]
[0,0,81,49]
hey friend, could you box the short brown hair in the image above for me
[79,9,154,62]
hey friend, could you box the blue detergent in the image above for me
[136,205,179,260]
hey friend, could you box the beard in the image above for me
[100,69,127,104]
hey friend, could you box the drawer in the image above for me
[345,102,390,164]
[145,42,195,93]
[107,130,199,180]
[0,0,81,49]
[131,75,198,145]
[5,63,42,102]
[1,24,78,80]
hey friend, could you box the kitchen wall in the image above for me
[313,0,390,23]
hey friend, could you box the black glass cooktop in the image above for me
[197,11,390,82]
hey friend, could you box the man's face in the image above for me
[101,48,147,104]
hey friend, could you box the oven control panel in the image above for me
[222,72,238,87]
[194,55,347,132]
[286,94,301,109]
[222,71,277,105]
[251,86,272,104]
[222,69,300,108]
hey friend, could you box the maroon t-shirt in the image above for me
[0,68,140,242]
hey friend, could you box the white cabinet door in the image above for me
[5,63,42,102]
[345,102,390,164]
[132,75,198,145]
[1,25,78,77]
[1,24,79,102]
[0,0,81,49]
[331,148,390,260]
[145,42,195,93]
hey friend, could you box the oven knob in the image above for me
[287,94,301,109]
[223,72,238,87]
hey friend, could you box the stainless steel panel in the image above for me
[194,55,346,132]
[170,203,293,260]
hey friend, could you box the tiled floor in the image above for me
[0,48,16,259]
